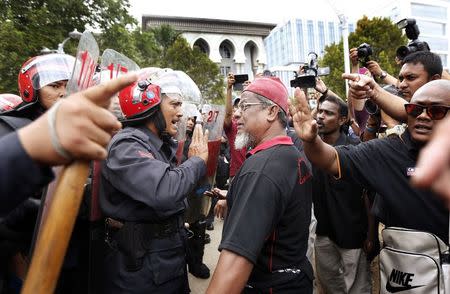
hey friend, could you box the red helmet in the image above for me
[0,94,22,114]
[118,71,162,122]
[17,53,75,107]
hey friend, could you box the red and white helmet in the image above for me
[17,53,75,108]
[0,94,22,114]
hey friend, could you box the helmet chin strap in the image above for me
[153,110,171,141]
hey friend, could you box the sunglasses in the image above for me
[404,103,450,120]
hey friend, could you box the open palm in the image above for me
[292,87,318,143]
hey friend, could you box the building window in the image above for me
[416,20,446,36]
[421,36,448,51]
[328,22,335,43]
[220,43,232,59]
[307,20,315,54]
[220,66,231,76]
[411,3,447,20]
[348,23,355,33]
[296,20,305,62]
[318,21,325,54]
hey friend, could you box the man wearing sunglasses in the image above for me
[292,78,450,255]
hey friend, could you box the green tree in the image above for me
[320,16,407,99]
[164,38,225,104]
[0,0,135,93]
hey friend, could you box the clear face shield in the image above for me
[23,54,75,89]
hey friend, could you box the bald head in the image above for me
[412,79,450,106]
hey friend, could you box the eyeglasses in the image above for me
[404,103,450,120]
[237,102,264,111]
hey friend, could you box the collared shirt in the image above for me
[100,125,206,222]
[335,130,449,243]
[313,132,367,249]
[220,135,313,289]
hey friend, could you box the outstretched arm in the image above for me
[342,73,407,122]
[292,88,339,176]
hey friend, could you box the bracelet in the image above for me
[47,100,72,160]
[379,71,387,80]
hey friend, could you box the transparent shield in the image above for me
[200,104,226,216]
[66,31,100,95]
[99,49,140,120]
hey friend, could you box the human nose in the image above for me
[233,107,241,120]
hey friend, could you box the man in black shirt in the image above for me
[207,77,313,294]
[313,95,371,293]
[292,79,450,245]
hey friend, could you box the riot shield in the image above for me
[201,104,225,216]
[23,30,99,294]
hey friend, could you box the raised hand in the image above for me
[342,73,376,100]
[292,87,318,143]
[188,124,209,163]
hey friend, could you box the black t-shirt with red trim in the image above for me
[219,136,313,289]
[336,130,449,243]
[313,132,368,249]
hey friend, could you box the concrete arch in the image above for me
[193,38,210,56]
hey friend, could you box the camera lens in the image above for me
[364,99,379,115]
[357,48,368,59]
[396,46,409,59]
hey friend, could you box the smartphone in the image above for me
[234,74,249,84]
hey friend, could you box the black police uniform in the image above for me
[219,136,314,293]
[0,132,53,215]
[336,130,449,243]
[99,125,206,294]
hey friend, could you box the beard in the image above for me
[235,131,254,150]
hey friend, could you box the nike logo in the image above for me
[386,281,425,293]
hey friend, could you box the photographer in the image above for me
[344,51,443,123]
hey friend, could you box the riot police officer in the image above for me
[99,69,209,293]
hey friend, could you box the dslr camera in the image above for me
[396,18,430,60]
[290,52,330,88]
[357,43,372,67]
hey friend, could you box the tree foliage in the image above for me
[320,16,407,99]
[0,1,224,104]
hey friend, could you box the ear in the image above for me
[266,104,279,122]
[431,74,441,81]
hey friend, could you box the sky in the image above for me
[128,0,398,25]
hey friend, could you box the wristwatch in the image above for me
[379,71,387,80]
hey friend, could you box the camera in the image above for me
[396,18,430,60]
[290,52,330,88]
[357,43,372,67]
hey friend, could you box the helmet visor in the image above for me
[22,54,75,89]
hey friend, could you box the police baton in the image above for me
[22,31,99,294]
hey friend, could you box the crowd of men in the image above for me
[0,33,449,294]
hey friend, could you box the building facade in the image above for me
[380,0,450,68]
[142,15,276,80]
[264,18,356,95]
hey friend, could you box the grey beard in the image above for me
[235,132,253,150]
